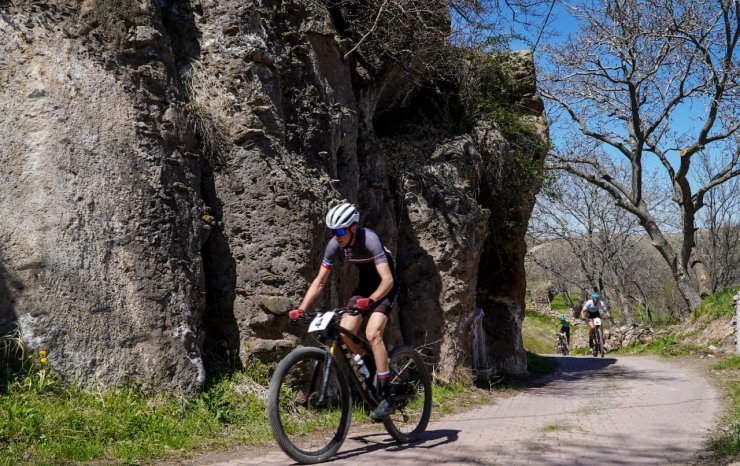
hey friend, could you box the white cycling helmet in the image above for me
[325,203,359,229]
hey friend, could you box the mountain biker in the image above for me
[580,293,610,350]
[556,315,570,345]
[289,202,399,421]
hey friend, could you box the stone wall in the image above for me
[0,0,547,391]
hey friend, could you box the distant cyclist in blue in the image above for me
[289,202,399,421]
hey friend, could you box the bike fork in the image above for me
[314,344,337,407]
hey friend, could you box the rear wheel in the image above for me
[383,346,433,443]
[267,347,352,464]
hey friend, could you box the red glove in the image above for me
[288,308,304,320]
[355,298,374,311]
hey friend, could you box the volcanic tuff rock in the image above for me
[0,0,547,391]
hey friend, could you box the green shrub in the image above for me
[692,287,740,321]
[619,334,704,357]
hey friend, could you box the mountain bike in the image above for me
[267,306,433,464]
[592,317,605,357]
[555,332,569,355]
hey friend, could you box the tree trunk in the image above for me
[673,262,703,311]
[614,290,635,326]
[641,217,703,311]
[689,248,712,297]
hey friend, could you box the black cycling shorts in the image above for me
[348,285,398,316]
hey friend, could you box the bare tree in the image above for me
[528,171,656,324]
[696,154,740,292]
[540,0,740,311]
[322,0,554,86]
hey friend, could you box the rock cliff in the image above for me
[0,0,547,391]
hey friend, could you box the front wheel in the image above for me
[558,336,569,355]
[267,346,352,464]
[595,328,605,357]
[383,346,433,443]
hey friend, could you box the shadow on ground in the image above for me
[328,429,460,462]
[514,355,686,388]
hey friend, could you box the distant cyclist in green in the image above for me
[556,315,571,345]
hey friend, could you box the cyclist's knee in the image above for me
[365,328,384,346]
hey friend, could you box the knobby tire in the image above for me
[595,328,605,357]
[267,346,352,464]
[558,335,569,355]
[382,346,433,443]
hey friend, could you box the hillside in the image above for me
[524,288,738,357]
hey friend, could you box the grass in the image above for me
[0,351,518,465]
[0,363,273,466]
[708,355,740,458]
[542,423,573,432]
[617,333,705,357]
[549,292,578,313]
[712,355,740,371]
[615,287,738,358]
[691,286,740,321]
[522,310,561,354]
[430,381,472,416]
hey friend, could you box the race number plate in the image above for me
[308,311,335,333]
[593,317,602,326]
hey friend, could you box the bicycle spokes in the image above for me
[383,347,432,443]
[268,348,351,463]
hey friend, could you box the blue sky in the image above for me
[506,1,721,185]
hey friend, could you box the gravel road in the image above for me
[183,355,724,465]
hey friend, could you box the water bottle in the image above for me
[353,354,370,379]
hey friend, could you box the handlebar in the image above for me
[296,306,361,321]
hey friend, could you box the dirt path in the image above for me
[179,355,723,465]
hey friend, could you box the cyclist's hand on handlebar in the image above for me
[288,308,304,320]
[355,298,374,311]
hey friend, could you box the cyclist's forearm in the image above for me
[299,277,326,310]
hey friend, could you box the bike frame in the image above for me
[308,308,380,407]
[592,317,604,356]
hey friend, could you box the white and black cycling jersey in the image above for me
[321,227,398,312]
[582,299,607,318]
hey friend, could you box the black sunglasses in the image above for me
[331,228,348,237]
